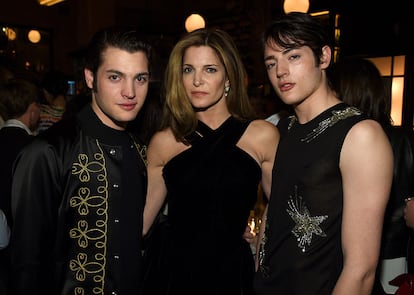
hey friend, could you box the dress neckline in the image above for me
[185,116,234,145]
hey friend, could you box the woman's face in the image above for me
[182,45,228,111]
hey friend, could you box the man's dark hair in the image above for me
[84,26,153,81]
[263,12,332,66]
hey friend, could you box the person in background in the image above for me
[61,91,92,121]
[329,56,414,294]
[10,26,152,295]
[142,28,279,294]
[36,70,68,133]
[253,12,393,295]
[0,78,41,226]
[0,65,15,129]
[0,208,10,295]
[404,198,414,274]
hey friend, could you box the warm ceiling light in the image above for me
[185,14,206,33]
[310,10,330,17]
[28,30,41,43]
[38,0,66,6]
[4,27,16,41]
[283,0,310,14]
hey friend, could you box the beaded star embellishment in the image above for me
[287,186,328,252]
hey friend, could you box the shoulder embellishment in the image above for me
[288,106,362,143]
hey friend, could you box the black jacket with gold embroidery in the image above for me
[10,105,147,295]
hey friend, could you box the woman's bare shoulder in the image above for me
[148,128,188,163]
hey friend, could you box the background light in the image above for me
[38,0,66,6]
[185,14,205,33]
[283,0,310,14]
[28,30,41,43]
[4,27,17,41]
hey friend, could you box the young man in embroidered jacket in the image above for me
[10,27,151,295]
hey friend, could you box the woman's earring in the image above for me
[224,82,230,97]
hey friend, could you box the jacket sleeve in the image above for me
[10,138,63,295]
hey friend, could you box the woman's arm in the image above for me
[238,119,279,271]
[143,129,188,236]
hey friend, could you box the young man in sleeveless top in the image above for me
[253,12,393,295]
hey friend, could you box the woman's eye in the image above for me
[206,67,217,73]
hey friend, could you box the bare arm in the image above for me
[143,129,188,236]
[238,119,279,271]
[333,119,393,295]
[238,119,279,198]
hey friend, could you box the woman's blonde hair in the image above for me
[162,28,255,142]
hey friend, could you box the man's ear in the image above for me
[320,45,332,70]
[84,68,94,89]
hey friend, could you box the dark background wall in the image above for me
[1,0,413,126]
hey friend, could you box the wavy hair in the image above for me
[161,28,255,142]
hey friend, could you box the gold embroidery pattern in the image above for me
[287,106,362,143]
[69,140,108,294]
[72,153,105,182]
[132,139,147,167]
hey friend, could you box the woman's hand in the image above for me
[243,225,256,244]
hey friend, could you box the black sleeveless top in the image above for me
[254,103,367,295]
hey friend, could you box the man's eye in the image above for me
[109,75,119,81]
[137,74,149,82]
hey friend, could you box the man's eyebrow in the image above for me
[105,69,123,75]
[264,48,294,61]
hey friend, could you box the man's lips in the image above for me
[119,103,137,110]
[279,82,294,92]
